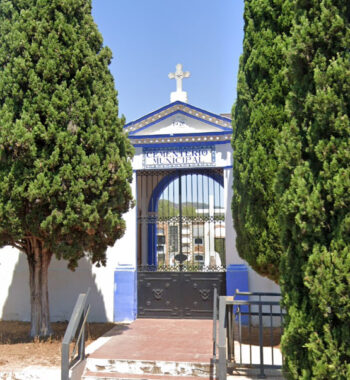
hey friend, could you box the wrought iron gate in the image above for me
[137,169,226,318]
[138,268,226,318]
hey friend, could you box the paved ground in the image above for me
[88,318,213,363]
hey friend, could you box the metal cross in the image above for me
[168,64,190,92]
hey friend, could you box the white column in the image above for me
[224,167,245,265]
[113,171,138,322]
[112,171,137,269]
[209,194,215,260]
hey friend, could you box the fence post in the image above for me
[213,287,218,357]
[217,296,227,380]
[258,302,266,379]
[61,340,69,380]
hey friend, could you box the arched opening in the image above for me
[137,169,225,268]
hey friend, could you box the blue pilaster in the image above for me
[226,264,249,324]
[226,264,249,295]
[114,265,137,322]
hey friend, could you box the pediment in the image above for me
[124,101,232,138]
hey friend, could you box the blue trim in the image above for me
[129,130,231,139]
[180,102,232,123]
[147,169,224,265]
[124,101,232,129]
[114,269,137,322]
[128,110,232,136]
[125,102,183,128]
[180,111,232,131]
[131,141,231,148]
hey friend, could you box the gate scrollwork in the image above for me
[152,288,164,300]
[199,289,210,301]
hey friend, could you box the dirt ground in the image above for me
[0,321,116,371]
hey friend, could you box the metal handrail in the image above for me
[61,288,90,380]
[234,291,281,297]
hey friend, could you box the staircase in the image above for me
[81,319,216,380]
[83,359,214,379]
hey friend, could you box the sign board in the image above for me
[142,146,216,169]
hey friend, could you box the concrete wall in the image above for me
[0,247,111,322]
[0,244,126,322]
[0,173,137,323]
[224,167,280,294]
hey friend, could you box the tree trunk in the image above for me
[26,237,53,338]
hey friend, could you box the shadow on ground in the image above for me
[99,324,130,338]
[0,321,121,344]
[233,325,282,346]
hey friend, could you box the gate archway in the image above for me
[148,169,225,268]
[136,169,226,318]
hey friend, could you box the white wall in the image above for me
[0,246,30,321]
[0,173,137,322]
[248,267,280,293]
[224,167,245,266]
[0,247,109,322]
[0,246,121,322]
[224,167,280,294]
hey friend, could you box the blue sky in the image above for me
[91,0,244,122]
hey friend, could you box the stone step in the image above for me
[83,371,214,379]
[83,358,214,379]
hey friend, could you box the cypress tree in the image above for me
[277,1,350,377]
[232,0,292,282]
[0,0,133,337]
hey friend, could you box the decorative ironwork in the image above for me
[138,270,226,319]
[136,168,226,269]
[152,288,164,300]
[138,265,226,273]
[138,215,224,224]
[137,168,227,318]
[199,289,211,301]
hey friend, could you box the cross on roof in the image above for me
[168,64,190,103]
[168,63,190,92]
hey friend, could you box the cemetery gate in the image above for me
[137,168,226,318]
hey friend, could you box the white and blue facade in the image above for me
[0,100,279,323]
[113,100,280,322]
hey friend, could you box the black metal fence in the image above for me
[61,289,90,380]
[215,291,286,380]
